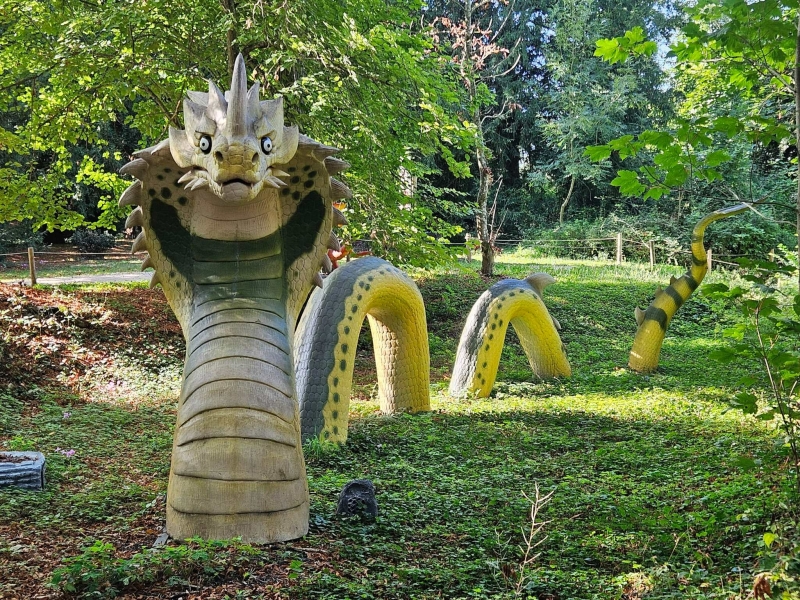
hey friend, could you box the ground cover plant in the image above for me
[0,251,794,599]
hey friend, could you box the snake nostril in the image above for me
[250,151,258,165]
[214,151,224,164]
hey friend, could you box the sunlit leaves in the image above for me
[610,170,645,197]
[0,0,475,262]
[589,0,799,205]
[593,27,658,64]
[584,145,612,162]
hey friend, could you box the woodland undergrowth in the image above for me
[0,251,797,599]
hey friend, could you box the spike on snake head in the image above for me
[321,254,333,274]
[131,231,147,254]
[324,157,350,175]
[141,255,154,271]
[328,232,341,252]
[119,181,141,207]
[206,79,227,123]
[246,82,261,118]
[125,207,144,229]
[313,144,340,161]
[182,98,207,137]
[187,90,209,105]
[330,178,352,201]
[119,159,148,180]
[225,54,248,138]
[313,273,324,288]
[525,273,556,298]
[149,271,161,289]
[333,207,348,227]
[188,178,209,191]
[551,315,562,330]
[669,276,678,286]
[634,306,646,327]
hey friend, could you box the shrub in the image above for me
[0,221,44,255]
[704,255,800,597]
[68,229,116,254]
[523,219,612,260]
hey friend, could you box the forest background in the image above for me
[0,0,798,275]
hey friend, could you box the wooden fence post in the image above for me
[648,240,655,269]
[707,248,712,272]
[27,247,36,285]
[616,233,623,265]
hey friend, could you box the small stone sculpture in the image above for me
[0,452,45,490]
[335,479,378,522]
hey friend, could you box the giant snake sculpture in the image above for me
[629,203,752,373]
[120,56,749,543]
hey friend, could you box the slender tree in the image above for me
[433,1,521,275]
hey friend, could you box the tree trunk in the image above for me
[475,137,496,276]
[480,240,495,276]
[559,175,576,224]
[476,150,494,277]
[222,0,240,78]
[166,291,308,543]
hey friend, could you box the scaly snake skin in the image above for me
[628,203,752,373]
[295,257,430,443]
[449,274,571,397]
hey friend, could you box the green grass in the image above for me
[0,251,790,599]
[0,250,142,281]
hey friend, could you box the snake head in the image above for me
[168,54,299,204]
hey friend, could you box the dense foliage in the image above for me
[0,0,474,264]
[4,0,794,268]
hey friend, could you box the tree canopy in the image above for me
[1,0,798,267]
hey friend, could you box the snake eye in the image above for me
[199,135,212,154]
[260,136,273,154]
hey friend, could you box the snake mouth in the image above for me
[221,178,250,187]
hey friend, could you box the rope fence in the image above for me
[0,233,778,285]
[454,234,774,270]
[0,245,139,285]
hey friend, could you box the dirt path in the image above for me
[1,272,151,286]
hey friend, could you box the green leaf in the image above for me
[638,41,658,56]
[594,38,625,64]
[624,27,646,44]
[712,117,742,136]
[610,170,646,196]
[638,130,674,149]
[643,186,667,200]
[705,150,730,167]
[709,347,738,363]
[584,145,612,161]
[763,532,777,548]
[734,456,756,471]
[701,283,730,295]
